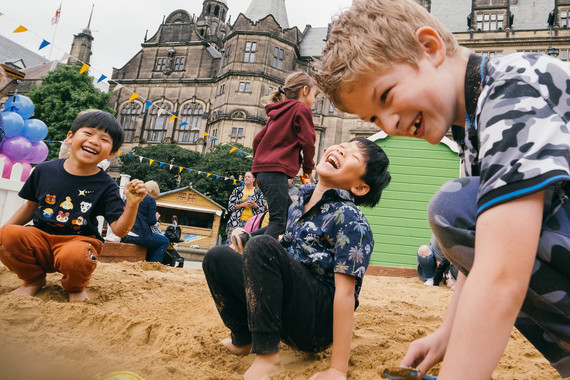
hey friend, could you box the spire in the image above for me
[82,4,94,35]
[244,0,289,29]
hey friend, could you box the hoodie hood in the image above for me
[265,99,300,120]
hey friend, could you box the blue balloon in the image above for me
[1,111,25,137]
[3,95,34,119]
[2,136,32,162]
[23,119,48,142]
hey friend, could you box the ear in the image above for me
[415,26,446,68]
[350,182,370,198]
[107,151,117,159]
[65,131,74,143]
[302,85,309,96]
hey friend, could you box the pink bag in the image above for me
[244,212,268,233]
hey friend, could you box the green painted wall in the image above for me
[362,136,460,268]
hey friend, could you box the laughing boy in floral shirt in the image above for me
[203,137,391,380]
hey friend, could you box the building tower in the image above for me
[68,5,94,66]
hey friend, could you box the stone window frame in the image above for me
[272,47,284,69]
[178,102,204,143]
[119,101,142,142]
[146,102,173,143]
[475,11,504,31]
[154,57,167,71]
[243,41,257,63]
[238,82,251,93]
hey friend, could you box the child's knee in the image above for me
[56,241,98,274]
[417,245,431,258]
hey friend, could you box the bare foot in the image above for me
[244,353,284,380]
[11,280,46,296]
[68,290,90,302]
[221,338,252,356]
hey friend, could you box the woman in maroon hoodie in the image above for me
[250,72,317,240]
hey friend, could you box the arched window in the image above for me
[146,103,172,142]
[179,103,203,143]
[119,102,142,142]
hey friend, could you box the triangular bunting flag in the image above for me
[138,156,143,162]
[128,152,133,158]
[179,167,184,173]
[58,53,71,63]
[233,179,237,184]
[128,93,140,102]
[237,151,245,155]
[215,176,220,179]
[168,115,176,122]
[97,74,107,83]
[207,173,212,177]
[144,101,152,111]
[179,122,189,127]
[188,169,193,173]
[211,138,219,142]
[200,132,209,137]
[117,150,122,156]
[229,147,237,154]
[13,25,28,33]
[79,64,90,74]
[158,162,164,168]
[157,108,165,117]
[169,164,173,170]
[38,39,51,50]
[149,159,154,165]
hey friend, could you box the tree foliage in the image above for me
[119,144,201,192]
[27,65,114,160]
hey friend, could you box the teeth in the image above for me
[326,155,339,169]
[409,115,421,135]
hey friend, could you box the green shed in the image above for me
[363,131,460,268]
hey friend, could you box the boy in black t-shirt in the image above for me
[0,111,146,301]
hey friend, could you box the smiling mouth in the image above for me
[82,147,98,155]
[325,155,340,169]
[409,114,422,136]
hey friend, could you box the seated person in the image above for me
[202,138,391,380]
[121,180,169,263]
[417,235,457,288]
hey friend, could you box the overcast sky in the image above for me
[0,0,352,88]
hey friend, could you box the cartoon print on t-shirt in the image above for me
[56,211,70,223]
[60,196,74,210]
[43,208,54,218]
[80,201,92,213]
[45,194,56,205]
[72,216,86,230]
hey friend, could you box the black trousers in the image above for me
[254,172,290,239]
[202,235,335,354]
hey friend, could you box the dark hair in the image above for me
[70,110,124,153]
[350,137,391,207]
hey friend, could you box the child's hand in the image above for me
[124,180,147,203]
[309,368,346,380]
[400,327,448,379]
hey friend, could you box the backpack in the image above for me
[164,225,182,242]
[244,211,268,233]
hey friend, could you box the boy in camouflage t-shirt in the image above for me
[315,0,570,378]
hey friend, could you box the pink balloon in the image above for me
[1,136,32,162]
[27,141,49,163]
[0,153,14,179]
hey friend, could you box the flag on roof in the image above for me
[52,2,62,25]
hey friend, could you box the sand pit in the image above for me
[0,261,562,379]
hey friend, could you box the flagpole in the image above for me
[49,1,62,60]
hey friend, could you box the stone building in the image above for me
[105,0,569,164]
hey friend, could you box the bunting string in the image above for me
[1,11,254,161]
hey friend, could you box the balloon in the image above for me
[27,141,49,163]
[2,136,32,162]
[3,95,34,120]
[1,111,25,137]
[22,119,48,142]
[0,153,13,179]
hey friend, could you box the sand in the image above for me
[0,261,562,380]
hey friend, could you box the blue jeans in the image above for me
[416,250,436,281]
[121,233,169,263]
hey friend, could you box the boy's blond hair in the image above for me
[145,180,160,198]
[314,0,458,110]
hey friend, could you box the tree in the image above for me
[27,65,114,160]
[182,143,253,207]
[119,144,201,192]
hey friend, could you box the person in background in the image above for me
[417,235,457,289]
[251,71,317,239]
[226,171,266,241]
[121,180,169,263]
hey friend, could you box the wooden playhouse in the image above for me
[154,186,226,251]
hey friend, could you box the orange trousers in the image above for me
[0,225,102,292]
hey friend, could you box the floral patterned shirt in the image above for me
[281,186,374,306]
